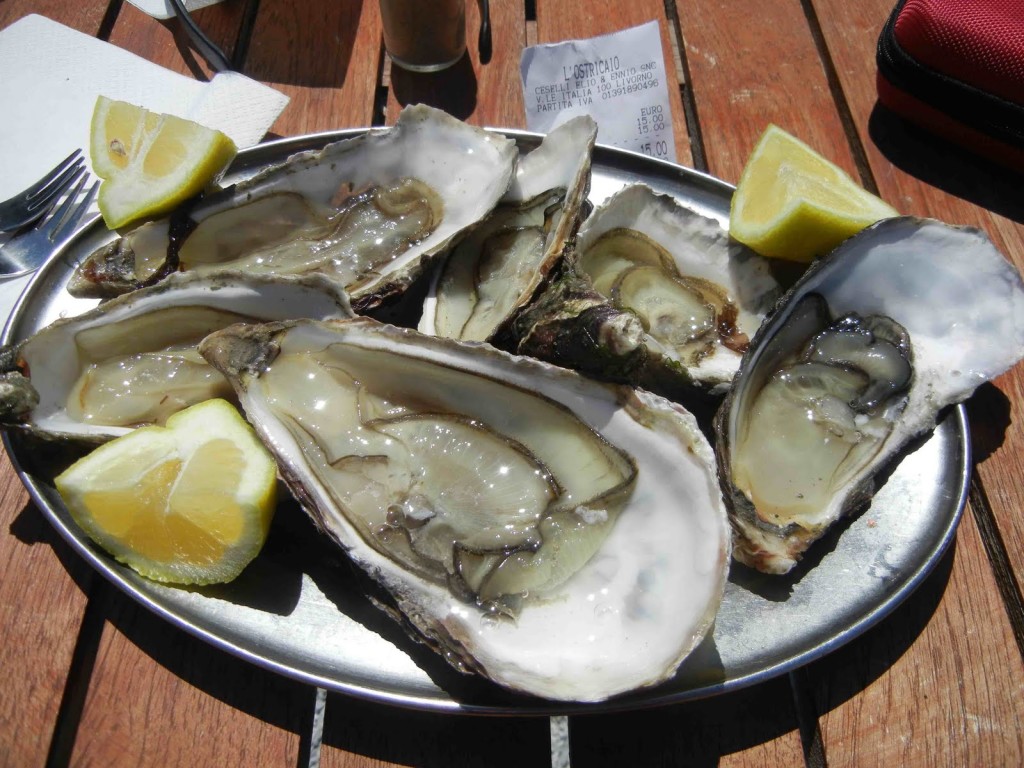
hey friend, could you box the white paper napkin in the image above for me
[125,0,226,22]
[0,14,290,325]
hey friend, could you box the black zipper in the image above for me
[876,0,1024,147]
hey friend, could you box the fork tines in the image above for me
[45,173,98,242]
[29,149,86,206]
[0,149,88,233]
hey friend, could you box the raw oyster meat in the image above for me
[69,105,518,311]
[0,272,351,443]
[716,217,1024,574]
[508,184,780,398]
[200,317,730,701]
[418,115,596,341]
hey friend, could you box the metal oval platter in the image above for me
[2,130,968,715]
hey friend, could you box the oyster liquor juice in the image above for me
[732,295,912,526]
[0,273,350,443]
[252,333,636,617]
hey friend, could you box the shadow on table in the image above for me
[10,500,96,596]
[868,104,1024,223]
[561,546,954,767]
[239,0,367,89]
[390,54,478,120]
[9,496,313,729]
[964,382,1013,465]
[321,694,553,767]
[161,1,254,81]
[564,676,803,767]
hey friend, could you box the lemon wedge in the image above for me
[55,399,277,585]
[729,124,898,262]
[90,95,237,230]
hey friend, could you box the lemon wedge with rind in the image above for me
[90,96,238,230]
[729,124,898,263]
[55,399,276,585]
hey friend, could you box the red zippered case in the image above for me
[876,0,1024,171]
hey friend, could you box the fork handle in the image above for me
[168,0,233,73]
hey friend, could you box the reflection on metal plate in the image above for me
[1,131,968,715]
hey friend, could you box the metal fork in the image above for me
[168,0,232,72]
[0,150,87,233]
[0,174,99,277]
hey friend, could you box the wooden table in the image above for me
[2,0,1023,765]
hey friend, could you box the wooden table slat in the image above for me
[810,506,1024,765]
[0,448,92,766]
[71,584,309,767]
[244,0,383,135]
[674,0,856,186]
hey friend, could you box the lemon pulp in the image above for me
[55,399,276,585]
[90,95,237,230]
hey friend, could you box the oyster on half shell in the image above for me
[0,272,351,443]
[200,317,730,701]
[418,116,596,342]
[508,184,780,398]
[69,105,518,312]
[716,217,1024,574]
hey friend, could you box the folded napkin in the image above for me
[125,0,226,21]
[0,14,290,325]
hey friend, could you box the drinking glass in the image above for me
[380,0,467,73]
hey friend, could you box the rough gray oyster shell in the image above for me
[505,184,780,399]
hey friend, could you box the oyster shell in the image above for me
[200,317,730,701]
[68,105,518,312]
[508,184,781,398]
[0,272,351,443]
[716,217,1024,574]
[418,116,596,341]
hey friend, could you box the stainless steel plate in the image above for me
[2,130,968,715]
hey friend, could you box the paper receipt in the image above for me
[520,21,676,162]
